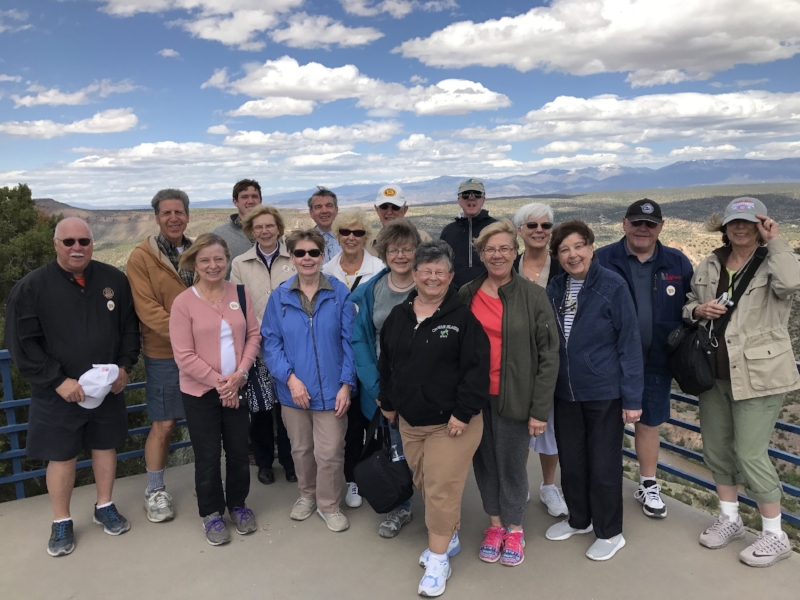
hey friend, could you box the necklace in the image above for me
[389,272,414,290]
[522,251,543,283]
[195,284,225,306]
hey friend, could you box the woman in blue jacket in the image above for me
[544,220,643,562]
[350,219,422,539]
[262,229,357,533]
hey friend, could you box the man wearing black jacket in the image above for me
[4,217,140,557]
[439,179,497,288]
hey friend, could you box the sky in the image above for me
[1,0,800,207]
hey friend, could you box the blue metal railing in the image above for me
[3,349,800,524]
[0,349,191,500]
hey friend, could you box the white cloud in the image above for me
[204,56,510,116]
[268,13,383,49]
[537,140,628,154]
[745,141,800,159]
[11,80,138,108]
[0,74,22,82]
[207,124,231,134]
[0,9,30,34]
[341,0,457,18]
[395,1,800,87]
[100,1,303,50]
[228,97,316,118]
[410,75,428,84]
[668,144,741,158]
[455,91,800,145]
[222,120,402,149]
[158,48,180,57]
[736,78,769,87]
[0,109,138,139]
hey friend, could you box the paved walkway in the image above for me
[1,460,797,600]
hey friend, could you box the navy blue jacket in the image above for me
[546,260,643,410]
[595,238,693,375]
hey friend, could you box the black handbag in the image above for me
[235,285,277,413]
[353,409,414,514]
[667,247,767,395]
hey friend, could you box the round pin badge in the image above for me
[283,265,291,272]
[666,285,676,296]
[230,302,239,310]
[107,300,115,311]
[642,203,654,214]
[103,287,115,299]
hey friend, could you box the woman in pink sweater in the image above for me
[169,233,261,546]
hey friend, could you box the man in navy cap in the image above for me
[596,199,693,519]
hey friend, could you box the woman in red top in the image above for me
[459,219,559,568]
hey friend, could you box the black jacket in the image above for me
[378,287,490,426]
[4,260,140,401]
[439,210,497,289]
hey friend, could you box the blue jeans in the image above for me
[386,418,413,512]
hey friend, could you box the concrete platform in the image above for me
[0,460,797,600]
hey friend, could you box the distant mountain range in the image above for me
[65,158,800,210]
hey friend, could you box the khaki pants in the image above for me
[400,413,484,536]
[282,406,347,513]
[699,380,784,504]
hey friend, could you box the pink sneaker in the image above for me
[500,530,525,566]
[479,526,506,563]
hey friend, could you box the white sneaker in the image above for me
[540,484,569,518]
[586,535,626,561]
[345,482,362,508]
[419,532,461,567]
[634,480,667,518]
[418,554,451,597]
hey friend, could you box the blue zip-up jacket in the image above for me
[595,238,693,375]
[546,260,644,410]
[262,274,357,410]
[350,267,392,420]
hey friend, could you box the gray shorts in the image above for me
[144,356,185,421]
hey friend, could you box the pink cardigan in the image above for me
[169,282,261,397]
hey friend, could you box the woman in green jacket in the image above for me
[459,219,560,567]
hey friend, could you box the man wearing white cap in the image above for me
[439,178,497,288]
[4,217,140,558]
[367,184,431,256]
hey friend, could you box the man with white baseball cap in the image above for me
[367,184,431,256]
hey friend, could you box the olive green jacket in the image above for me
[683,238,800,400]
[459,272,560,422]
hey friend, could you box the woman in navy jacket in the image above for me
[543,220,643,562]
[262,229,356,533]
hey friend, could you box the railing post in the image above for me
[0,350,25,500]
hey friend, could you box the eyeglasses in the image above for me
[292,249,323,258]
[387,247,415,257]
[481,246,515,256]
[253,224,277,232]
[416,269,449,278]
[460,191,483,200]
[378,203,402,210]
[524,222,553,230]
[339,228,366,238]
[56,238,92,247]
[630,220,659,229]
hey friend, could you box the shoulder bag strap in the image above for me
[236,284,247,322]
[358,408,384,462]
[349,275,363,293]
[712,246,767,333]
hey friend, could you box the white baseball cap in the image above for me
[78,364,119,409]
[375,184,406,207]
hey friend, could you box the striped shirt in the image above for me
[562,277,585,340]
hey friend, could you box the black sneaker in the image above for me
[48,520,75,557]
[634,480,667,518]
[93,503,131,535]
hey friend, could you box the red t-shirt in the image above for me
[470,289,503,395]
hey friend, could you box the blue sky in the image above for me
[1,1,800,207]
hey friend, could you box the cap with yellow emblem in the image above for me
[375,184,406,208]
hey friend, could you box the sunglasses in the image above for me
[630,220,659,229]
[292,249,323,258]
[460,191,484,200]
[339,228,366,237]
[524,222,553,230]
[377,203,402,211]
[56,237,92,247]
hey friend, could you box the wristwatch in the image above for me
[237,368,249,381]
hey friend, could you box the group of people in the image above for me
[4,175,799,596]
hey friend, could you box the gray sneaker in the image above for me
[230,506,257,535]
[739,530,792,567]
[317,508,350,532]
[586,535,626,561]
[144,489,175,523]
[47,520,75,557]
[379,507,413,538]
[290,497,317,521]
[93,503,131,536]
[699,513,744,549]
[545,520,593,541]
[202,512,230,546]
